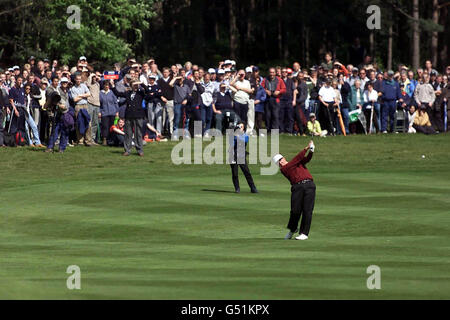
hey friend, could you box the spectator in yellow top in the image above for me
[307,113,327,137]
[413,106,436,135]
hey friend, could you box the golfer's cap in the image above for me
[352,67,359,72]
[245,67,253,73]
[60,77,69,83]
[224,59,232,65]
[309,112,316,118]
[13,66,20,70]
[387,70,395,76]
[79,56,87,61]
[208,68,216,74]
[217,69,225,75]
[224,68,231,72]
[148,74,157,79]
[273,154,284,165]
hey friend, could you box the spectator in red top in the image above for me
[273,140,316,241]
[261,67,286,132]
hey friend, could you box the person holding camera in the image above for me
[229,69,253,126]
[229,122,258,194]
[261,68,286,133]
[212,83,237,133]
[170,73,190,139]
[273,140,316,241]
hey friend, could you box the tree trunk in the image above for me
[277,0,283,60]
[431,0,439,67]
[305,27,310,68]
[388,25,393,71]
[228,0,238,59]
[369,31,374,58]
[412,0,420,70]
[247,0,255,42]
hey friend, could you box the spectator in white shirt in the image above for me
[318,79,337,136]
[229,70,253,124]
[363,83,380,133]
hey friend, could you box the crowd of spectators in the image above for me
[0,54,449,154]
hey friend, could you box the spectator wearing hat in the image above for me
[253,76,267,136]
[212,82,236,132]
[146,74,163,135]
[230,69,253,127]
[261,67,286,133]
[99,81,119,146]
[380,70,403,133]
[307,113,327,137]
[414,74,436,127]
[45,96,71,153]
[279,67,296,134]
[111,79,149,156]
[169,74,190,139]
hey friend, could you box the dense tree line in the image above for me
[0,0,448,71]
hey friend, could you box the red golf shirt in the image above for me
[280,149,314,185]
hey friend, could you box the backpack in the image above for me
[16,131,27,146]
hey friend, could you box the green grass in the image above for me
[0,134,449,299]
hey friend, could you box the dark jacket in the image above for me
[381,80,401,101]
[99,90,119,117]
[112,84,149,119]
[77,108,91,135]
[295,81,308,106]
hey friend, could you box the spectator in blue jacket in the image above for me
[381,70,403,133]
[99,81,119,145]
[254,76,267,136]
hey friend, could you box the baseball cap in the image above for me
[29,56,36,61]
[230,60,236,66]
[148,74,157,79]
[309,113,316,118]
[40,78,49,85]
[43,58,50,63]
[224,68,231,72]
[131,63,140,68]
[352,67,359,72]
[217,69,225,75]
[13,66,20,70]
[8,68,14,72]
[252,66,259,72]
[208,68,216,74]
[60,77,69,83]
[224,59,232,65]
[287,68,293,74]
[245,67,253,73]
[125,74,133,80]
[387,70,395,76]
[79,56,87,61]
[272,154,284,165]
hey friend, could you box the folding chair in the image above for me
[394,108,407,133]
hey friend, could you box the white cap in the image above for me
[272,154,284,165]
[224,68,231,72]
[208,68,216,74]
[245,67,253,73]
[79,56,87,61]
[217,69,225,75]
[231,60,236,65]
[13,66,20,70]
[60,77,69,82]
[224,59,232,65]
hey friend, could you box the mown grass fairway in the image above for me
[0,134,449,299]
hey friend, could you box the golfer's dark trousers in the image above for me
[287,180,316,236]
[230,161,256,191]
[264,97,280,132]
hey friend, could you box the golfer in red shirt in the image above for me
[273,141,316,240]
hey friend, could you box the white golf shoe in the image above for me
[295,234,309,240]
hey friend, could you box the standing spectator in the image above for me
[200,72,214,136]
[184,70,204,137]
[230,69,252,125]
[70,74,94,146]
[253,77,267,136]
[262,67,286,133]
[381,71,402,133]
[292,62,301,77]
[99,81,119,146]
[321,52,334,70]
[111,79,149,156]
[212,83,235,133]
[414,74,436,129]
[158,68,175,137]
[146,74,163,135]
[292,71,308,136]
[279,68,295,134]
[86,72,101,144]
[363,82,380,133]
[22,83,44,147]
[318,79,337,135]
[170,74,190,139]
[45,99,71,153]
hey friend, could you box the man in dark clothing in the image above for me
[279,68,295,134]
[293,72,308,135]
[381,70,403,133]
[229,122,258,194]
[274,140,316,241]
[157,67,175,136]
[111,79,149,156]
[261,68,286,133]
